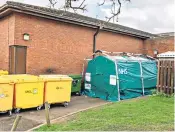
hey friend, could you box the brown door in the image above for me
[9,45,27,74]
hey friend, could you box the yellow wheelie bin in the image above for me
[0,77,14,116]
[39,75,72,108]
[1,75,44,113]
[0,70,8,75]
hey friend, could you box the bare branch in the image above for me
[48,0,58,8]
[48,0,131,23]
[98,0,130,22]
[98,0,106,6]
[106,0,121,22]
[65,0,87,12]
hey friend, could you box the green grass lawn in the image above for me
[36,95,174,131]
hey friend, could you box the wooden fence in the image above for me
[157,59,174,95]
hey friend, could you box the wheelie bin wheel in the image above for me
[76,92,82,96]
[15,108,20,114]
[63,102,69,107]
[8,110,12,116]
[37,106,42,111]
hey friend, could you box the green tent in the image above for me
[84,55,157,101]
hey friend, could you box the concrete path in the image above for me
[0,96,107,131]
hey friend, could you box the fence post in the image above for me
[163,61,168,93]
[160,60,164,92]
[167,61,171,94]
[156,60,160,93]
[171,61,174,94]
[45,102,51,127]
[11,115,22,131]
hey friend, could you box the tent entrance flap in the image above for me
[84,56,119,101]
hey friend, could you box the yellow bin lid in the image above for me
[39,75,73,81]
[0,77,15,84]
[1,74,44,83]
[0,70,8,75]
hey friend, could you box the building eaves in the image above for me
[0,1,157,39]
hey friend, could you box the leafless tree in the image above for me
[65,0,87,12]
[48,0,130,23]
[48,0,58,8]
[98,0,130,22]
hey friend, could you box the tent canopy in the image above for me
[84,54,157,102]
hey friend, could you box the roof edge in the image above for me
[0,1,156,39]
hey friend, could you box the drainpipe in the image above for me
[93,26,100,57]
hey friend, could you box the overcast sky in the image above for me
[0,0,174,34]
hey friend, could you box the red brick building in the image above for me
[0,1,174,75]
[144,33,174,57]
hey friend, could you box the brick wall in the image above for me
[0,14,15,71]
[143,36,174,57]
[97,31,144,53]
[14,13,94,74]
[13,13,145,75]
[1,13,173,75]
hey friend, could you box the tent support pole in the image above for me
[139,61,145,96]
[115,61,120,101]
